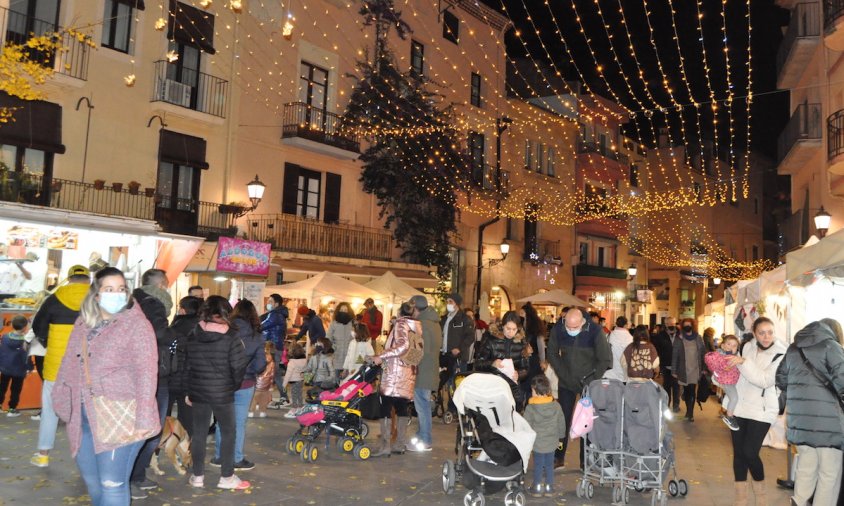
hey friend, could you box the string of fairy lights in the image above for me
[85,0,763,280]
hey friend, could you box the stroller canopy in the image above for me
[452,373,536,472]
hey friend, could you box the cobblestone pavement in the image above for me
[0,399,793,505]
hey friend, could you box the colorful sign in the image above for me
[216,237,271,276]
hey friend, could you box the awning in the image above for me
[168,0,215,54]
[278,258,437,289]
[0,201,159,236]
[0,92,65,154]
[159,130,209,170]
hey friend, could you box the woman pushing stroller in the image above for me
[474,311,531,410]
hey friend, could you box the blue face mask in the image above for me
[565,327,580,337]
[99,292,127,315]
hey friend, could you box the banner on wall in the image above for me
[242,281,266,312]
[216,237,271,276]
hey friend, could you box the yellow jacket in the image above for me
[34,283,89,381]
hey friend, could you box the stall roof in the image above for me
[263,271,388,305]
[786,229,844,285]
[516,289,591,307]
[364,271,429,303]
[0,202,161,236]
[278,259,437,289]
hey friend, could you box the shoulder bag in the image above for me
[401,328,424,366]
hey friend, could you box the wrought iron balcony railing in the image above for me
[151,60,229,118]
[282,102,361,153]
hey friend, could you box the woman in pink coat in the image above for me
[53,267,160,506]
[369,302,419,457]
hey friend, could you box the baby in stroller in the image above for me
[442,372,536,506]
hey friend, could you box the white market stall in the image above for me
[785,230,844,334]
[516,289,591,308]
[364,270,430,323]
[263,270,388,311]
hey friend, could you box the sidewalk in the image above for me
[0,399,793,505]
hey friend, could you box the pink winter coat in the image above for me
[378,317,418,400]
[53,303,160,457]
[704,351,740,386]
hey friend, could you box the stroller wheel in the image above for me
[339,437,356,453]
[292,436,306,456]
[575,480,584,498]
[299,443,310,463]
[678,479,689,496]
[504,490,526,506]
[613,485,622,503]
[286,436,296,455]
[360,422,369,438]
[463,491,485,506]
[622,487,630,504]
[586,481,594,499]
[443,411,454,424]
[668,480,679,497]
[441,460,456,495]
[353,444,371,460]
[307,443,320,462]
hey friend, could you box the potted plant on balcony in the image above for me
[218,201,247,215]
[50,180,62,192]
[112,182,123,193]
[144,187,156,198]
[93,179,106,190]
[128,181,141,195]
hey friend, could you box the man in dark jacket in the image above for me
[167,296,202,437]
[776,320,844,506]
[547,308,611,469]
[652,316,680,412]
[130,268,174,497]
[261,294,289,408]
[296,306,326,344]
[408,295,442,452]
[440,293,475,373]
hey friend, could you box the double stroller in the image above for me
[441,372,536,506]
[578,378,688,506]
[285,363,379,463]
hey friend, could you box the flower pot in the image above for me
[93,180,105,190]
[128,183,141,195]
[144,187,156,198]
[112,182,123,193]
[51,181,62,192]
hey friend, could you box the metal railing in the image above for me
[151,60,229,118]
[828,108,844,160]
[0,5,90,80]
[778,103,822,161]
[574,264,628,279]
[825,0,844,29]
[538,239,560,258]
[577,140,630,164]
[246,213,393,261]
[282,102,361,153]
[778,3,820,73]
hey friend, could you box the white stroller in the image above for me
[441,372,536,506]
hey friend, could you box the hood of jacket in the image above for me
[54,283,89,311]
[486,322,525,342]
[794,321,839,348]
[608,327,633,346]
[416,306,440,323]
[139,285,173,315]
[196,321,230,342]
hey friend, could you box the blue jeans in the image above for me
[37,380,58,451]
[215,386,254,462]
[273,350,286,399]
[413,388,433,446]
[76,407,144,506]
[131,385,168,483]
[532,451,554,486]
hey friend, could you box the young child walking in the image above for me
[342,323,374,375]
[283,343,307,419]
[523,375,566,497]
[704,334,741,431]
[249,342,276,418]
[0,315,30,417]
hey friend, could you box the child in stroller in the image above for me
[442,372,536,506]
[285,363,379,463]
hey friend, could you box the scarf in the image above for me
[141,285,173,315]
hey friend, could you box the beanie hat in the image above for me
[409,295,428,310]
[448,293,463,306]
[297,305,310,316]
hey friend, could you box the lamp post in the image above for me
[712,277,721,286]
[234,175,266,218]
[815,206,832,238]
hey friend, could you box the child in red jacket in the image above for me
[704,335,741,431]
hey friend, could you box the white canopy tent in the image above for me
[364,271,429,304]
[516,289,591,308]
[262,271,388,309]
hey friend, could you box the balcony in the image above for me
[0,171,236,239]
[575,215,629,239]
[575,264,628,279]
[246,213,392,261]
[151,61,229,118]
[778,3,820,88]
[282,102,361,158]
[778,103,822,175]
[0,5,90,81]
[828,108,844,174]
[574,263,628,293]
[577,141,630,164]
[824,0,844,50]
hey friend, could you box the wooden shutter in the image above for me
[281,163,300,215]
[323,172,341,224]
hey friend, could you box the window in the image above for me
[443,10,459,44]
[0,145,50,205]
[629,164,639,187]
[535,142,544,173]
[156,162,197,211]
[752,245,759,261]
[468,132,485,185]
[597,246,605,267]
[165,41,201,109]
[102,0,134,53]
[579,242,589,264]
[296,170,321,219]
[693,182,702,203]
[505,218,514,240]
[524,204,539,260]
[300,61,329,111]
[470,72,481,107]
[410,40,424,75]
[525,140,533,169]
[547,148,555,177]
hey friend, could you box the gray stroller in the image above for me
[577,378,626,501]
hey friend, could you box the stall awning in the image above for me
[168,0,215,54]
[159,130,209,170]
[0,93,64,154]
[0,201,159,236]
[786,229,844,285]
[278,259,437,289]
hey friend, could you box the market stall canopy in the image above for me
[263,271,387,306]
[786,229,844,286]
[516,289,591,308]
[364,271,428,304]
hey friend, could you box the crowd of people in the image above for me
[0,267,842,505]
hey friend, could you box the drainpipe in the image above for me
[222,20,239,204]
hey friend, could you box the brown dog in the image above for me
[152,416,192,475]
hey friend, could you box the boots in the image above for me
[751,480,767,506]
[734,481,749,506]
[372,418,391,457]
[392,417,409,454]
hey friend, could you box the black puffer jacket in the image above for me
[185,322,248,404]
[474,324,529,381]
[133,288,173,383]
[231,316,267,386]
[167,314,200,394]
[776,321,844,450]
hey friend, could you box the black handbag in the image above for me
[360,393,383,420]
[697,373,712,404]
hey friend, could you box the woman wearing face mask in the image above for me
[671,318,706,422]
[728,317,786,506]
[474,311,530,410]
[327,301,355,381]
[52,267,161,505]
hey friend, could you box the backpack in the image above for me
[158,338,179,378]
[401,329,424,366]
[569,394,597,440]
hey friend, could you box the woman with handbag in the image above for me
[776,319,844,506]
[52,267,161,506]
[368,302,419,457]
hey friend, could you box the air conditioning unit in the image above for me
[160,78,192,108]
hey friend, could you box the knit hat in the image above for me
[409,295,428,310]
[297,305,310,316]
[447,293,463,306]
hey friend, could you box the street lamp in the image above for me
[234,175,266,218]
[487,241,510,267]
[712,277,721,286]
[627,263,638,279]
[815,206,832,238]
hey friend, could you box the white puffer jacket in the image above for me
[733,339,787,424]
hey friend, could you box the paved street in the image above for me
[0,399,793,505]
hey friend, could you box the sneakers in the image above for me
[258,412,267,418]
[529,483,544,498]
[30,411,40,421]
[209,457,221,468]
[283,411,297,419]
[248,411,254,418]
[188,474,204,488]
[130,484,148,500]
[268,399,290,410]
[30,453,49,468]
[234,459,255,471]
[544,484,556,497]
[6,408,20,417]
[408,441,432,452]
[672,406,681,413]
[217,474,251,490]
[722,415,740,431]
[135,478,159,490]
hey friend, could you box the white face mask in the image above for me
[446,304,456,313]
[266,303,274,311]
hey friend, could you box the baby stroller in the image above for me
[285,363,378,463]
[621,380,688,505]
[435,354,463,424]
[441,372,536,506]
[578,378,626,502]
